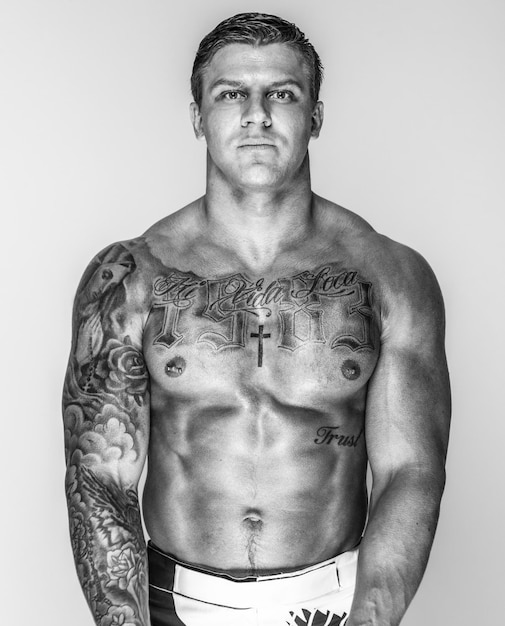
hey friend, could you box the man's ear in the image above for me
[190,102,205,139]
[310,101,324,138]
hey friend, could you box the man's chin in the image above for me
[233,164,285,190]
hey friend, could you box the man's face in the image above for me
[190,43,323,192]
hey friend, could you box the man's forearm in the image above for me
[66,463,150,626]
[347,469,445,626]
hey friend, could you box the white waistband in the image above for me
[167,549,358,608]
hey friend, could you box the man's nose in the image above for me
[241,95,272,127]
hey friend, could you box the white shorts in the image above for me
[148,542,358,626]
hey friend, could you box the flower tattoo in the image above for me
[104,338,149,405]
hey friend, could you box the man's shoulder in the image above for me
[81,236,151,280]
[319,195,432,262]
[81,199,202,284]
[358,229,443,330]
[73,236,152,317]
[366,231,440,297]
[315,195,443,312]
[315,194,375,239]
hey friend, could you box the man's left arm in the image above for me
[348,248,451,626]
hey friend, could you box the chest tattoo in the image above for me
[148,264,376,366]
[250,325,271,367]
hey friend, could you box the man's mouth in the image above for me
[238,142,276,149]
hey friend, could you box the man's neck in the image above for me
[201,167,316,272]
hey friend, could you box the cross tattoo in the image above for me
[250,325,271,367]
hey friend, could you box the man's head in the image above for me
[189,13,325,192]
[191,12,324,108]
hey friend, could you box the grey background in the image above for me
[2,1,504,623]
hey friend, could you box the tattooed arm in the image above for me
[347,249,451,626]
[63,243,151,626]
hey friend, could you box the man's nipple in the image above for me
[341,359,361,381]
[165,356,186,378]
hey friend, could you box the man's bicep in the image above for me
[63,242,150,485]
[365,261,451,487]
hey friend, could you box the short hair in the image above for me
[191,12,324,107]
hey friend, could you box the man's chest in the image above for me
[142,261,381,404]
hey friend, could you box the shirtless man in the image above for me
[63,12,451,626]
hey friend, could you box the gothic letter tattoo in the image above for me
[149,263,376,366]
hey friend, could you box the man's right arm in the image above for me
[63,242,150,626]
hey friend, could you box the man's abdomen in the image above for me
[143,389,368,576]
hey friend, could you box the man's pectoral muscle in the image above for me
[147,264,375,358]
[142,262,378,575]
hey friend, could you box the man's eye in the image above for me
[223,91,244,101]
[269,91,292,101]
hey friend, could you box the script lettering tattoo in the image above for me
[289,266,358,299]
[199,275,283,350]
[149,264,376,366]
[314,426,364,447]
[63,243,149,626]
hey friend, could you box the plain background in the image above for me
[2,0,504,623]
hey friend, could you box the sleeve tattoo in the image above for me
[63,243,150,626]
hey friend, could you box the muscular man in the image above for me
[63,13,450,626]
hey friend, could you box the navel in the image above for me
[242,508,264,530]
[243,516,263,531]
[341,359,361,381]
[165,356,186,378]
